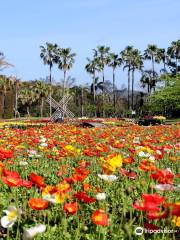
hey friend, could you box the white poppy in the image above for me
[138,151,145,157]
[40,143,48,147]
[98,174,118,182]
[23,224,46,240]
[154,184,174,191]
[40,137,47,143]
[149,155,155,161]
[95,193,106,200]
[156,150,162,155]
[43,194,56,204]
[1,206,21,228]
[19,161,28,166]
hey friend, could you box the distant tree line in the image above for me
[0,40,180,118]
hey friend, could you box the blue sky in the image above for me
[1,0,180,89]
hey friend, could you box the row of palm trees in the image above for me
[84,40,180,116]
[0,40,180,118]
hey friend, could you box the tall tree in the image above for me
[130,49,143,109]
[144,44,161,91]
[140,70,158,94]
[85,57,101,112]
[167,40,180,75]
[93,46,110,117]
[19,87,37,117]
[57,48,76,118]
[34,80,50,117]
[158,48,167,73]
[40,43,58,116]
[121,46,134,110]
[108,53,122,112]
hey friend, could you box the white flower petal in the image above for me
[95,193,106,200]
[98,174,118,182]
[154,184,174,191]
[23,224,46,240]
[1,216,15,228]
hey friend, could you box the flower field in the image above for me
[0,120,179,240]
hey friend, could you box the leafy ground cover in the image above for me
[0,120,179,240]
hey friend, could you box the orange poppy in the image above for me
[64,202,78,215]
[28,198,49,210]
[2,175,22,187]
[30,172,46,188]
[91,209,109,226]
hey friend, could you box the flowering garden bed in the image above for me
[0,120,179,239]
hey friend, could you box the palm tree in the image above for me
[85,57,101,107]
[8,76,21,118]
[57,47,76,118]
[144,44,161,91]
[140,70,158,94]
[158,48,167,73]
[167,40,180,75]
[93,46,110,117]
[108,53,122,112]
[40,43,58,116]
[0,52,14,71]
[57,48,76,96]
[19,87,37,117]
[130,49,143,109]
[121,46,134,110]
[34,81,50,117]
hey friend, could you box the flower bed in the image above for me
[0,121,179,239]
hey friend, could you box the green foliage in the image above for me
[147,74,180,114]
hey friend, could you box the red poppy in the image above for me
[0,148,13,160]
[28,198,49,210]
[142,194,165,205]
[150,169,174,184]
[139,160,157,172]
[146,211,168,220]
[74,191,96,204]
[144,222,159,230]
[120,168,137,179]
[30,172,46,188]
[163,203,180,216]
[2,169,20,178]
[22,180,33,189]
[2,175,22,187]
[133,194,165,212]
[64,177,75,184]
[91,209,109,226]
[64,202,78,215]
[72,173,87,182]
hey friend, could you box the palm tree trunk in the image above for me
[49,65,52,117]
[27,106,30,118]
[63,70,67,119]
[175,57,178,77]
[152,56,155,92]
[15,81,18,118]
[40,97,44,118]
[93,72,97,117]
[102,69,105,117]
[0,91,5,118]
[131,69,134,110]
[128,67,130,110]
[113,68,116,113]
[81,87,84,117]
